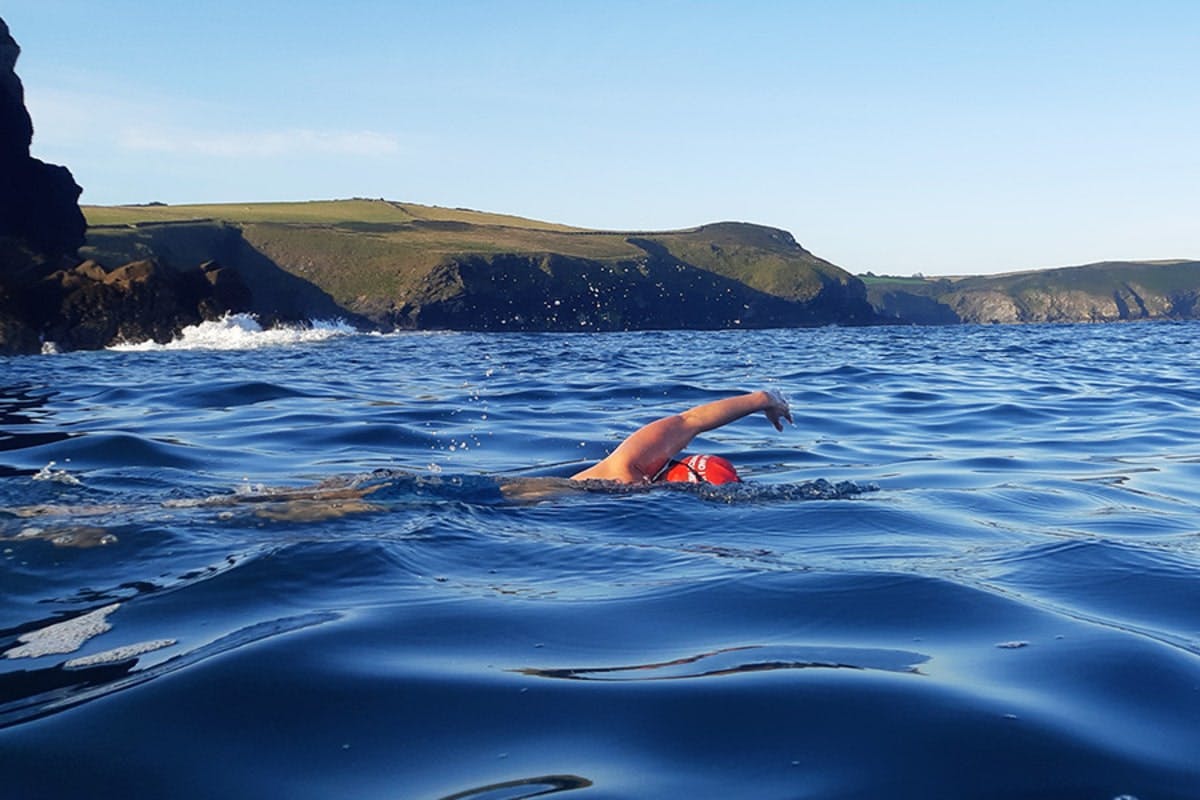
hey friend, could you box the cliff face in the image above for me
[866,261,1200,325]
[0,18,85,266]
[392,243,876,332]
[82,202,883,337]
[29,258,252,350]
[84,215,879,334]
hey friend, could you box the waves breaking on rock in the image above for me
[106,313,358,351]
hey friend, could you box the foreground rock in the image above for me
[2,253,258,354]
[0,18,85,265]
[30,259,252,350]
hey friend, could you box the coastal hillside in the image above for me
[82,200,879,333]
[864,260,1200,324]
[0,18,872,354]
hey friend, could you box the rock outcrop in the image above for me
[390,234,877,332]
[29,258,253,350]
[0,18,85,266]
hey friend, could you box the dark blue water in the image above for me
[2,320,1199,799]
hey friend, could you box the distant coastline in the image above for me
[4,197,1200,354]
[85,199,1200,331]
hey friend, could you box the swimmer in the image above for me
[570,389,792,485]
[3,392,793,520]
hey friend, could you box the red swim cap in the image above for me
[661,454,741,485]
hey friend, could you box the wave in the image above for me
[0,610,336,730]
[108,313,358,352]
[517,644,929,681]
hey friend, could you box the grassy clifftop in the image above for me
[85,199,588,230]
[82,199,876,330]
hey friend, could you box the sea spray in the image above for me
[109,313,357,351]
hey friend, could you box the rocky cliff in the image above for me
[865,261,1200,325]
[81,204,880,335]
[0,18,85,267]
[392,239,874,332]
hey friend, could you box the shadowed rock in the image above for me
[0,18,85,265]
[30,258,253,350]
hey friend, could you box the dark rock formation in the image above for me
[391,246,878,332]
[0,18,86,266]
[84,220,365,327]
[27,258,253,350]
[382,224,879,332]
[198,259,254,319]
[0,281,39,352]
[871,288,962,325]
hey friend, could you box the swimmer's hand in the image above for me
[763,388,792,431]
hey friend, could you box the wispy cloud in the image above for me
[118,127,402,158]
[25,87,401,159]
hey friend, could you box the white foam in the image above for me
[3,603,120,659]
[109,313,357,351]
[65,638,177,669]
[33,461,82,485]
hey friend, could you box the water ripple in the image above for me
[3,323,1200,798]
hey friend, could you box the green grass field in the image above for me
[83,198,589,232]
[83,199,652,268]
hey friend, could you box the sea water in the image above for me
[1,318,1198,799]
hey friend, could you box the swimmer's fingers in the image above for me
[763,389,792,431]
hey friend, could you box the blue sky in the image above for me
[5,1,1198,275]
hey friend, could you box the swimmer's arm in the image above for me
[676,389,793,435]
[571,390,791,482]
